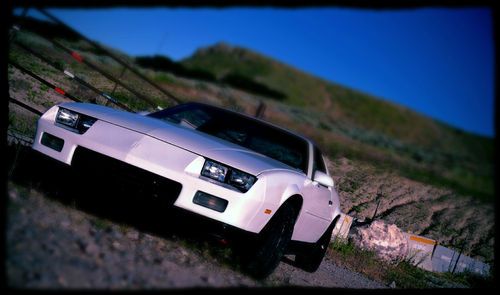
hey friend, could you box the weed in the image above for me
[155,73,174,83]
[7,197,23,214]
[110,91,153,112]
[330,239,356,256]
[26,89,37,102]
[440,270,494,288]
[385,260,430,288]
[54,60,65,71]
[329,239,387,282]
[92,218,110,231]
[318,121,331,131]
[39,84,49,92]
[350,204,363,213]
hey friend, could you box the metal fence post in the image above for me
[452,241,465,274]
[255,101,266,118]
[371,196,381,221]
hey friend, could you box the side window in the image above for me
[313,146,327,177]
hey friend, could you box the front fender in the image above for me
[279,184,301,206]
[243,170,306,234]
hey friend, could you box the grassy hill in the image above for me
[181,42,494,202]
[8,17,493,202]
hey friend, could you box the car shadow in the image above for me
[7,143,306,278]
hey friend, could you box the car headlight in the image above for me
[56,108,79,128]
[228,169,256,192]
[202,160,228,182]
[55,107,97,134]
[201,159,257,193]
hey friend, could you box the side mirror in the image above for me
[314,171,334,187]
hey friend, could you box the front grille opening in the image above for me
[71,146,183,208]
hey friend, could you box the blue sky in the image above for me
[19,7,494,137]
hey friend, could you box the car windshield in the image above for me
[148,103,309,174]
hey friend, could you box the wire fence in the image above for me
[10,10,178,116]
[11,40,133,111]
[8,8,183,147]
[36,8,182,105]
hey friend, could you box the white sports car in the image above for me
[32,101,341,278]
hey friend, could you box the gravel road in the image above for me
[6,146,387,289]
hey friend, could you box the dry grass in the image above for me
[327,240,390,284]
[327,240,493,288]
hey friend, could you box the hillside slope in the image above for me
[182,42,494,201]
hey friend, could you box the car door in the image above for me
[302,145,333,221]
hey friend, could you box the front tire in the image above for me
[242,203,297,279]
[295,220,335,273]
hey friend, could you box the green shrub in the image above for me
[135,55,217,82]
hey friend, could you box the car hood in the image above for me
[62,103,304,176]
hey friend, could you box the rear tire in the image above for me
[295,221,335,273]
[242,203,297,279]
